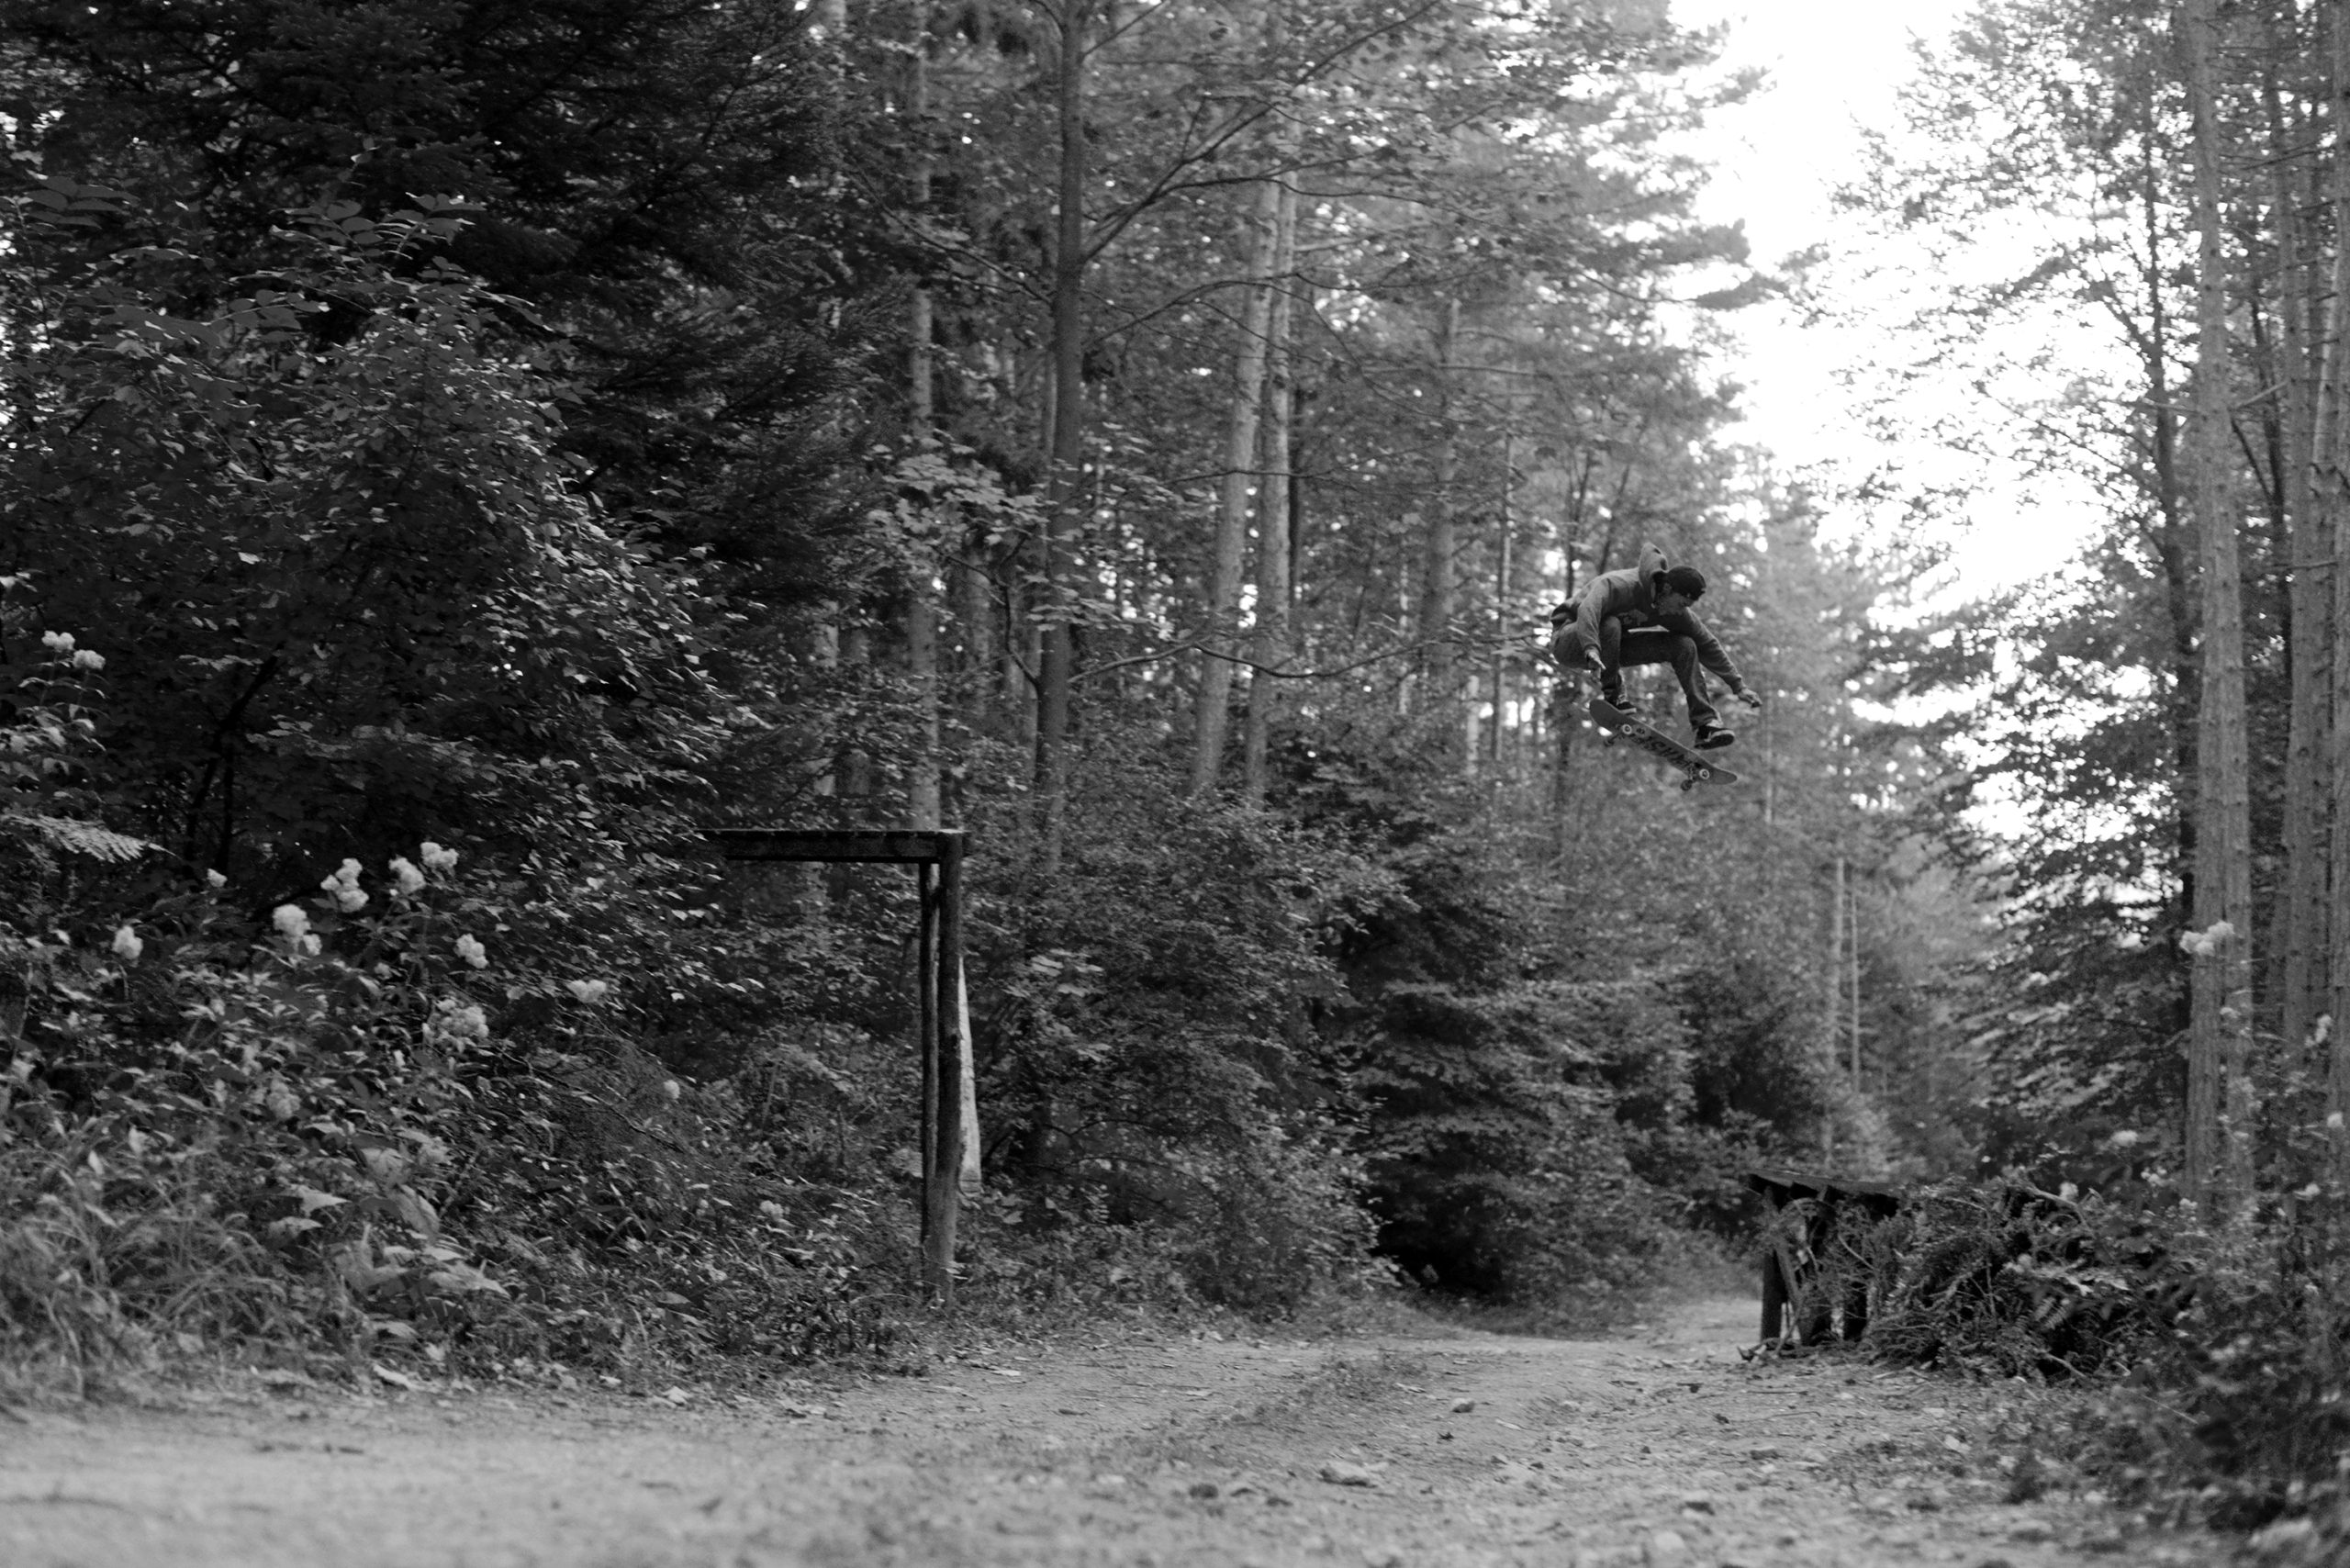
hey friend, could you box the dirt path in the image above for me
[1,1294,2220,1567]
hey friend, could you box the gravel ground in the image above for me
[0,1294,2226,1566]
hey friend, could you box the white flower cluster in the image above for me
[40,630,103,669]
[2177,919,2235,958]
[111,924,143,962]
[320,857,368,913]
[241,841,473,962]
[429,997,490,1046]
[386,842,453,898]
[565,979,610,1004]
[272,903,322,957]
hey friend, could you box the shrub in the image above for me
[0,823,909,1388]
[1860,1181,2154,1378]
[2072,1212,2350,1532]
[964,779,1393,1316]
[1850,1176,2350,1534]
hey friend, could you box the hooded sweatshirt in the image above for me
[1550,543,1750,694]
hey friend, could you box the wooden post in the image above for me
[917,859,937,1230]
[925,833,967,1301]
[1796,1204,1834,1346]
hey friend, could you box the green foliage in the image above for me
[967,769,1393,1316]
[1355,974,1681,1301]
[2091,1220,2350,1531]
[6,0,874,558]
[4,178,724,886]
[0,186,910,1377]
[1277,699,1844,1313]
[1846,1175,2350,1534]
[0,808,910,1386]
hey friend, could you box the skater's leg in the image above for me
[1595,617,1627,704]
[1555,618,1629,702]
[1617,628,1719,728]
[1666,634,1720,730]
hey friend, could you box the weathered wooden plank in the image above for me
[705,828,966,863]
[1760,1246,1788,1342]
[924,833,967,1305]
[1744,1167,1903,1214]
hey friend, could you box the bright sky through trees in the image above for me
[1673,0,2107,598]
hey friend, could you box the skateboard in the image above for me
[1587,697,1740,792]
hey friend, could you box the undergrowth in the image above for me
[0,845,919,1397]
[1799,1172,2350,1540]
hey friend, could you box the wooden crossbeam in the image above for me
[705,828,965,863]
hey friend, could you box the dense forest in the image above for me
[6,0,2350,1536]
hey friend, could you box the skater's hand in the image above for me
[1733,687,1763,711]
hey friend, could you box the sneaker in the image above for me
[1694,723,1736,750]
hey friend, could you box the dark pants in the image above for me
[1566,620,1718,729]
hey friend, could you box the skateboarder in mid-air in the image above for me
[1548,543,1762,749]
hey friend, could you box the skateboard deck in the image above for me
[1587,697,1740,791]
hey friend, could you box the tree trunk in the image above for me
[1417,297,1460,687]
[2140,117,2201,1025]
[907,595,942,829]
[2269,31,2332,1057]
[1849,877,1862,1091]
[1190,172,1283,798]
[2323,0,2350,1182]
[2182,0,2255,1218]
[1033,0,1091,869]
[1488,433,1513,771]
[906,0,943,831]
[1825,855,1845,1083]
[1241,176,1299,803]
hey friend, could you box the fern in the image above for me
[2,812,156,864]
